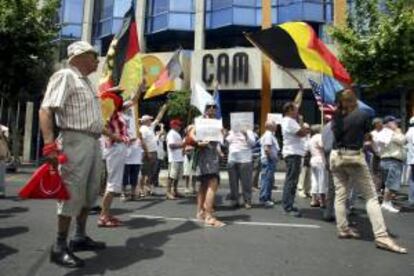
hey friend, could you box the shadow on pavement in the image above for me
[0,226,29,260]
[124,218,166,230]
[0,207,29,219]
[0,243,18,261]
[64,221,200,276]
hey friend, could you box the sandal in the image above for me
[338,228,361,239]
[196,211,206,221]
[375,236,407,254]
[97,215,122,227]
[204,215,226,228]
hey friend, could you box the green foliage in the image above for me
[330,0,414,93]
[166,90,200,124]
[0,0,60,104]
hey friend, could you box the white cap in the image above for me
[410,117,414,125]
[67,41,98,61]
[140,115,154,122]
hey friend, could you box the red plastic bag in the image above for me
[19,154,70,200]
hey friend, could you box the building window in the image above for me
[146,0,195,34]
[92,0,136,55]
[57,0,84,39]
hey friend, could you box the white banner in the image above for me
[267,113,283,125]
[230,112,254,132]
[195,118,223,141]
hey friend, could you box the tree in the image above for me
[330,0,414,93]
[0,0,60,161]
[165,90,200,124]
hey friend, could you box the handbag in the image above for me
[19,154,70,200]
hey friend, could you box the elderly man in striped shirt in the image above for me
[40,41,109,268]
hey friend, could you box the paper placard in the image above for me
[230,112,254,132]
[267,113,283,125]
[195,118,223,141]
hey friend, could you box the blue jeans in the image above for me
[282,155,302,211]
[259,159,276,202]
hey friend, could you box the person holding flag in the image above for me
[98,84,145,227]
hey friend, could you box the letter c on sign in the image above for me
[202,54,214,86]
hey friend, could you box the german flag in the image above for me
[99,5,143,123]
[245,22,352,84]
[143,49,183,99]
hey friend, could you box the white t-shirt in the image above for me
[309,134,325,167]
[226,130,255,163]
[260,130,280,162]
[167,129,184,163]
[371,129,384,155]
[405,127,414,165]
[125,139,143,165]
[139,123,157,152]
[281,116,306,157]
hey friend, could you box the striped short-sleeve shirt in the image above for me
[41,66,104,134]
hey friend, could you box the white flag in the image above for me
[191,82,214,114]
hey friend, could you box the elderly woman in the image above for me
[226,128,256,209]
[309,125,328,208]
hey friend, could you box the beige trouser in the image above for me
[330,150,388,238]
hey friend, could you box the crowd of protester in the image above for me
[14,41,411,268]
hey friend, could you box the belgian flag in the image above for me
[245,22,352,84]
[99,5,143,123]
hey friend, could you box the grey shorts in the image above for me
[58,131,102,217]
[380,158,403,191]
[168,162,183,180]
[141,152,157,177]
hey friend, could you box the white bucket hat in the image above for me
[67,41,98,62]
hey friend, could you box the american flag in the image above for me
[308,78,336,120]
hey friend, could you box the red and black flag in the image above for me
[99,5,143,123]
[245,22,352,84]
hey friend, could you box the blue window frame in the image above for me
[146,0,195,33]
[58,0,84,39]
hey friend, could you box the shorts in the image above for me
[141,152,157,177]
[168,162,183,180]
[380,158,403,191]
[123,164,140,187]
[105,143,128,193]
[58,131,103,217]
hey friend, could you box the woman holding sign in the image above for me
[189,101,225,228]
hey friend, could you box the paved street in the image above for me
[1,167,413,276]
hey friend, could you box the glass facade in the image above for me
[146,0,195,33]
[205,0,333,29]
[54,0,334,52]
[57,0,84,39]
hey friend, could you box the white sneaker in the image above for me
[381,202,400,213]
[263,201,275,207]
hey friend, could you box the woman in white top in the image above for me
[226,129,256,208]
[309,125,328,208]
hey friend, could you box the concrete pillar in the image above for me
[334,0,347,27]
[23,102,34,162]
[81,0,95,42]
[194,0,206,50]
[136,0,147,52]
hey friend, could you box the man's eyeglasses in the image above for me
[206,105,217,109]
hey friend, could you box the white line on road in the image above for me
[129,214,321,229]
